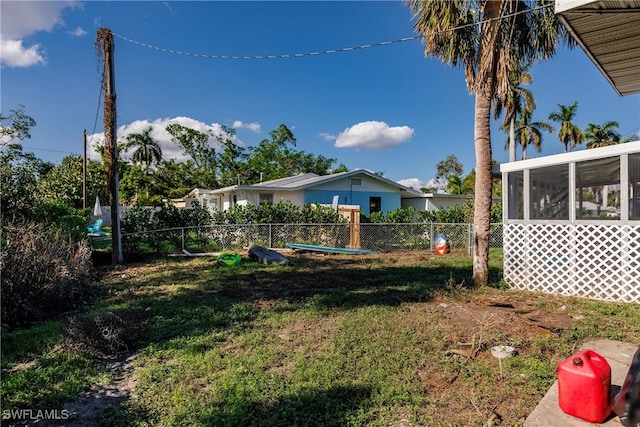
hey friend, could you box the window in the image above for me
[629,153,640,220]
[369,196,381,213]
[576,156,620,220]
[530,164,569,220]
[259,193,273,205]
[507,171,524,220]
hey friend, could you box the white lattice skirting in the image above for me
[504,223,640,303]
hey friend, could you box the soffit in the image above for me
[556,0,640,96]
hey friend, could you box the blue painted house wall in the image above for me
[304,190,401,215]
[302,174,403,215]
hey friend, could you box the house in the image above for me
[177,169,425,216]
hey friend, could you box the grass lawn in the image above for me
[2,249,639,426]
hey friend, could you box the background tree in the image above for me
[39,155,85,208]
[153,159,200,199]
[217,137,249,187]
[123,126,163,173]
[435,154,464,189]
[584,121,621,149]
[462,170,476,195]
[446,174,464,194]
[511,106,554,159]
[0,145,51,220]
[0,104,36,145]
[242,124,345,184]
[406,0,571,286]
[166,123,218,188]
[548,102,583,152]
[494,63,535,162]
[245,124,298,183]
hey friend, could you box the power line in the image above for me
[88,84,104,146]
[113,33,421,59]
[21,145,79,155]
[112,3,550,60]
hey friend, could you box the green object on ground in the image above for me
[216,251,242,266]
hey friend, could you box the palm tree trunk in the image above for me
[470,0,501,288]
[472,89,494,288]
[509,116,516,162]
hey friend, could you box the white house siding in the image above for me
[402,198,437,212]
[401,194,473,212]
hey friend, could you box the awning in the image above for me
[555,0,640,96]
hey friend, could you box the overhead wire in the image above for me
[112,3,551,60]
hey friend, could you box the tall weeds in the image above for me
[1,221,93,328]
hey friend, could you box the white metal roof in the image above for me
[499,140,640,172]
[200,169,424,198]
[555,0,640,96]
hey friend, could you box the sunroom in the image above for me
[500,141,640,303]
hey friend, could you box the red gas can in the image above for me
[557,349,612,423]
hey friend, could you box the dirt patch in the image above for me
[24,354,138,427]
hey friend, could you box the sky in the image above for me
[2,1,639,191]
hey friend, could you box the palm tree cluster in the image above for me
[505,100,623,159]
[494,68,626,160]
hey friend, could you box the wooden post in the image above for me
[83,129,87,210]
[97,28,123,264]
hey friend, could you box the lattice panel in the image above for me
[504,223,640,303]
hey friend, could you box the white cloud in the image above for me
[333,121,414,151]
[396,178,440,191]
[319,132,336,141]
[0,39,45,67]
[69,26,87,37]
[0,1,80,67]
[87,117,243,162]
[232,120,261,133]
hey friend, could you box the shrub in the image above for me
[1,220,93,328]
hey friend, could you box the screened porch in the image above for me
[500,141,640,303]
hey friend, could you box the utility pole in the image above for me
[97,28,123,264]
[83,129,87,210]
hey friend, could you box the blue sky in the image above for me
[2,1,639,190]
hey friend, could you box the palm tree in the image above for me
[548,102,583,152]
[446,174,464,194]
[405,0,572,287]
[584,121,621,149]
[494,63,535,162]
[123,126,163,173]
[511,107,554,159]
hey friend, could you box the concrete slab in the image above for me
[524,339,638,427]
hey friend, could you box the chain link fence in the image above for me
[121,223,503,255]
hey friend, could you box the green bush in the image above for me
[31,201,88,240]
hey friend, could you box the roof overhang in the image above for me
[555,0,640,96]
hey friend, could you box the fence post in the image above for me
[181,227,185,252]
[468,223,472,255]
[430,223,434,251]
[269,224,272,248]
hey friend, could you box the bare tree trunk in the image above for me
[472,89,493,287]
[509,116,516,162]
[471,0,502,287]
